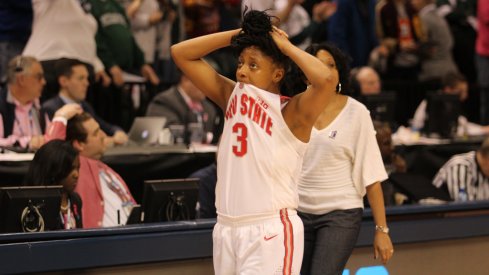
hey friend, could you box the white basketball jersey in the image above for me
[216,83,307,217]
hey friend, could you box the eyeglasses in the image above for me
[25,72,45,81]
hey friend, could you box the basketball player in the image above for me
[171,9,338,274]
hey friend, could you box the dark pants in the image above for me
[298,208,363,275]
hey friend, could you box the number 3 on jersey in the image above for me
[232,123,248,157]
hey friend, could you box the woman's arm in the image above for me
[366,181,394,264]
[271,28,336,141]
[171,30,240,110]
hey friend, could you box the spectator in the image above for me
[0,0,32,84]
[436,0,477,83]
[146,74,220,144]
[433,137,489,201]
[328,0,380,68]
[241,0,274,12]
[25,140,83,229]
[411,0,458,82]
[274,0,311,49]
[154,0,186,87]
[89,0,159,87]
[411,72,489,135]
[52,112,136,228]
[476,0,489,125]
[285,0,338,49]
[119,0,164,64]
[42,58,128,146]
[22,0,111,101]
[350,66,382,96]
[0,56,80,150]
[375,0,421,79]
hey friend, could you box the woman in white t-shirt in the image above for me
[285,43,394,275]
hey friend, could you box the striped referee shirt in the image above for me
[433,151,489,201]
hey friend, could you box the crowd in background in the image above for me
[1,0,487,130]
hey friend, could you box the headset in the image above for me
[15,57,24,73]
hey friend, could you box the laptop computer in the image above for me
[127,117,167,145]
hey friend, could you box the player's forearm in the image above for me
[366,182,388,227]
[171,29,241,62]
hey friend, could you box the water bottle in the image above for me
[458,187,468,202]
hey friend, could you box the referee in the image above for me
[433,137,489,201]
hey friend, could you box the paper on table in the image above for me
[0,153,35,161]
[189,144,218,153]
[122,71,146,83]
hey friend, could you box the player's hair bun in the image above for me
[241,9,273,36]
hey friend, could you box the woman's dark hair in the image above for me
[283,43,351,96]
[231,9,290,74]
[25,140,79,186]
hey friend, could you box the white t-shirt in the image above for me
[275,0,311,49]
[100,170,131,227]
[216,83,307,217]
[23,0,104,72]
[298,97,388,215]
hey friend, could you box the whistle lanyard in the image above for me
[101,169,131,204]
[60,199,73,230]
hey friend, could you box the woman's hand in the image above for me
[141,64,160,86]
[373,231,394,264]
[270,26,291,53]
[95,70,111,87]
[54,103,83,120]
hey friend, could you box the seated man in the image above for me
[51,112,136,228]
[433,137,489,201]
[411,72,489,136]
[42,58,128,146]
[0,55,79,150]
[146,74,220,143]
[351,66,382,96]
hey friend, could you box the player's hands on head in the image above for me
[270,26,291,53]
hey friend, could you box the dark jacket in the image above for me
[0,0,33,42]
[146,86,220,143]
[42,95,121,136]
[328,0,378,67]
[0,88,46,138]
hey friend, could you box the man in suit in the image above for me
[146,74,220,144]
[1,55,80,150]
[42,58,128,146]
